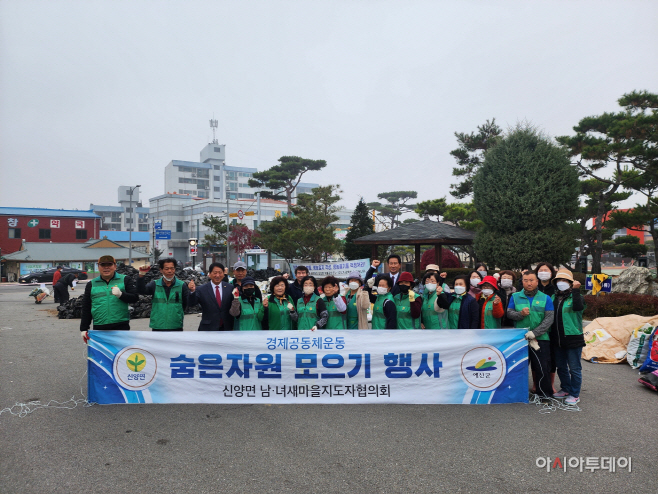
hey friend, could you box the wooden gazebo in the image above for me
[353,218,475,276]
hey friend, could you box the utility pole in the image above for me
[128,185,141,265]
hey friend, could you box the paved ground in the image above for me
[0,283,654,493]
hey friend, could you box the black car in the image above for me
[19,267,88,284]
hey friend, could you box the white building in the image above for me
[91,187,149,232]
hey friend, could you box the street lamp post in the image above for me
[128,185,141,266]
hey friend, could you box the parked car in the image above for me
[19,267,88,284]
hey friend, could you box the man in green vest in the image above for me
[80,255,139,343]
[137,258,191,331]
[507,271,555,398]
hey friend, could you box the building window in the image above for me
[214,147,221,153]
[125,207,133,213]
[228,193,237,200]
[125,218,133,224]
[39,229,51,239]
[8,228,21,238]
[76,230,87,239]
[138,224,148,232]
[214,187,221,192]
[238,193,254,199]
[213,165,220,170]
[227,182,238,191]
[231,219,238,226]
[227,171,238,180]
[176,221,183,232]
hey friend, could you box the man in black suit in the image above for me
[188,262,235,331]
[364,255,403,296]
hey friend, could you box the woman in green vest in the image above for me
[392,271,421,329]
[267,276,298,330]
[319,276,346,329]
[296,276,328,331]
[343,271,371,329]
[419,272,449,329]
[228,276,267,331]
[550,268,585,405]
[366,274,397,329]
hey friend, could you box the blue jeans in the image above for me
[554,346,583,397]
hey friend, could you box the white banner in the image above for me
[291,259,370,280]
[87,330,529,405]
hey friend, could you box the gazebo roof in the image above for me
[354,219,474,245]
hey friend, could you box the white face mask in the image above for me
[556,281,571,291]
[425,283,437,292]
[538,272,551,281]
[377,287,389,295]
[454,285,466,295]
[477,270,487,277]
[482,288,494,297]
[303,286,314,295]
[470,278,480,287]
[500,279,513,288]
[163,275,175,282]
[348,282,360,290]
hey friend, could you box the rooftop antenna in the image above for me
[210,117,218,144]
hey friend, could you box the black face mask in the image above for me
[398,285,410,294]
[243,288,255,298]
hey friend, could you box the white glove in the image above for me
[310,326,317,331]
[287,303,294,310]
[111,286,122,298]
[529,339,540,351]
[367,278,375,288]
[433,297,445,313]
[525,331,536,340]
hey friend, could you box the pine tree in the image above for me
[344,198,375,260]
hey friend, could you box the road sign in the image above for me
[229,213,238,218]
[586,275,612,294]
[154,219,162,230]
[237,210,244,220]
[245,211,255,216]
[155,230,171,240]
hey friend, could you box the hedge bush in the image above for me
[584,293,658,319]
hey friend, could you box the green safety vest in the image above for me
[448,294,463,329]
[394,293,419,329]
[297,293,320,330]
[345,292,359,329]
[268,296,294,331]
[512,291,550,341]
[90,274,130,325]
[324,296,346,330]
[150,277,184,330]
[372,293,394,330]
[481,295,502,329]
[421,290,447,330]
[235,297,264,331]
[551,293,584,336]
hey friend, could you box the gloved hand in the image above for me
[232,288,240,298]
[366,278,375,288]
[287,303,294,311]
[320,293,326,299]
[408,291,415,302]
[525,331,536,340]
[529,339,540,351]
[262,296,269,308]
[82,331,90,344]
[111,286,122,298]
[310,326,317,332]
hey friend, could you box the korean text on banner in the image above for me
[87,330,529,405]
[290,259,370,280]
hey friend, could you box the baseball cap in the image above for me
[98,255,116,264]
[233,261,247,270]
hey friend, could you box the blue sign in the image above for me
[154,219,162,230]
[155,230,171,240]
[586,275,612,293]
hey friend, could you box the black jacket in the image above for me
[137,276,190,310]
[364,266,401,297]
[437,292,479,329]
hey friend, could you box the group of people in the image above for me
[78,254,585,404]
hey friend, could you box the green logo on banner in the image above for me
[27,219,39,227]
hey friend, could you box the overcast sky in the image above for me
[1,0,656,215]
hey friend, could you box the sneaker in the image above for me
[553,390,569,398]
[565,396,580,404]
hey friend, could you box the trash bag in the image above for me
[638,369,658,392]
[638,327,658,374]
[627,324,654,369]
